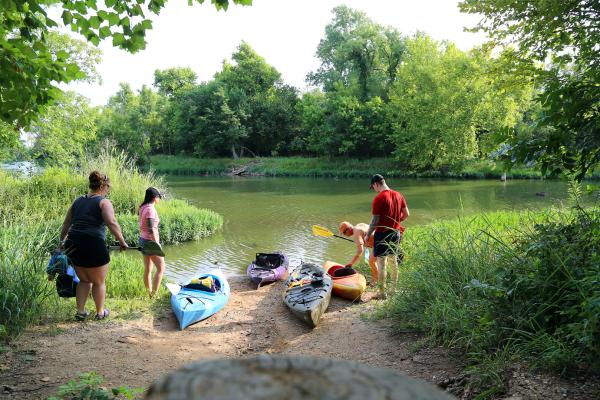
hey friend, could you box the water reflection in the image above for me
[163,176,572,283]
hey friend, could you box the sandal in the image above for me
[94,309,110,320]
[75,311,89,321]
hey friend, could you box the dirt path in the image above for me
[1,277,598,399]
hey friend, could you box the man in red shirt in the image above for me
[365,174,410,300]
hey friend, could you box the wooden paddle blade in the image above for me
[312,225,334,238]
[142,240,165,257]
[165,282,181,296]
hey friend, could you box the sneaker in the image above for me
[94,309,110,320]
[75,311,89,321]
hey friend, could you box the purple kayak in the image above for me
[247,252,289,288]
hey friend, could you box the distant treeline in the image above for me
[23,6,535,174]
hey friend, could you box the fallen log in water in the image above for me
[145,355,454,400]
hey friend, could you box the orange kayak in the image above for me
[323,261,367,301]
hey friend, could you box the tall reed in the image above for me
[0,151,222,341]
[381,207,600,395]
[0,220,56,340]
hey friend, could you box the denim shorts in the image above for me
[373,230,402,258]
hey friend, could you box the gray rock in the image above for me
[146,355,454,400]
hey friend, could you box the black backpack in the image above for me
[56,273,77,297]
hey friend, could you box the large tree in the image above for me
[0,0,251,130]
[96,83,168,162]
[154,67,197,97]
[460,0,600,180]
[387,34,533,171]
[29,91,98,165]
[308,5,406,102]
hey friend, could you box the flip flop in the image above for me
[94,309,110,320]
[75,311,89,321]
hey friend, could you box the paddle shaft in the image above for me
[332,234,354,243]
[107,246,142,251]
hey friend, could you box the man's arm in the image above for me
[346,235,366,266]
[400,205,410,222]
[366,214,379,240]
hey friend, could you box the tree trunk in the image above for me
[231,145,239,159]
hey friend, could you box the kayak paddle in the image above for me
[311,225,354,243]
[107,245,141,251]
[107,240,165,257]
[165,282,181,296]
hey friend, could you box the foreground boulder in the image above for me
[146,355,454,400]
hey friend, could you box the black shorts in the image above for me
[373,230,403,258]
[64,233,109,268]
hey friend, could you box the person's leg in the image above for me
[149,255,165,297]
[74,266,92,314]
[369,253,378,283]
[143,255,153,294]
[376,256,387,299]
[87,264,109,315]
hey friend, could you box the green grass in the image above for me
[375,205,600,397]
[0,150,223,342]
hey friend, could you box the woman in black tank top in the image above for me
[59,171,128,321]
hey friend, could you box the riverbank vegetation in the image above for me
[148,155,549,179]
[380,199,600,396]
[0,150,223,342]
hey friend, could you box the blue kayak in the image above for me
[170,269,230,330]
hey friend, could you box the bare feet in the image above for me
[371,292,387,301]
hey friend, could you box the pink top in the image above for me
[139,203,160,242]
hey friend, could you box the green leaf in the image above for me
[112,33,125,46]
[55,50,69,60]
[141,19,152,30]
[99,26,111,39]
[61,10,73,25]
[107,12,120,26]
[89,16,100,29]
[74,2,87,14]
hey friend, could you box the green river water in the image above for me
[161,176,574,282]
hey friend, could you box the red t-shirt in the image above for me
[372,190,407,233]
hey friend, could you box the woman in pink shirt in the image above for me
[139,187,165,298]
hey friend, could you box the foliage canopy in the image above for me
[0,0,251,129]
[460,0,600,181]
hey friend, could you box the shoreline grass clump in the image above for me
[380,205,600,396]
[0,150,223,342]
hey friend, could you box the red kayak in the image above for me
[323,261,367,301]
